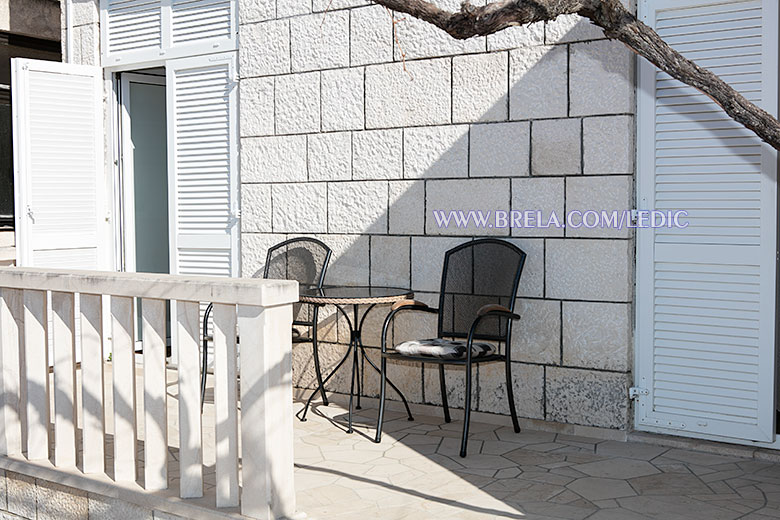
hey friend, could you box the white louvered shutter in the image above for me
[167,52,238,279]
[12,59,110,270]
[100,0,237,67]
[636,0,778,442]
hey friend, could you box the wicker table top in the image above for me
[299,285,413,305]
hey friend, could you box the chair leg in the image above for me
[460,362,473,458]
[438,364,451,423]
[505,358,521,433]
[374,357,388,443]
[200,337,208,412]
[311,308,328,406]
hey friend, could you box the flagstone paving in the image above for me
[292,402,780,520]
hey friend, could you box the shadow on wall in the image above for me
[238,10,675,431]
[7,0,61,40]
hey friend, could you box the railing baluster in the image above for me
[80,293,104,474]
[0,288,23,456]
[23,289,48,461]
[239,303,296,519]
[213,303,238,507]
[111,296,137,482]
[177,300,202,498]
[51,292,77,467]
[142,298,168,491]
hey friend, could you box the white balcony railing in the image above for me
[0,268,298,519]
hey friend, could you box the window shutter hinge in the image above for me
[629,387,648,400]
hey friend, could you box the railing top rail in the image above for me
[0,267,299,307]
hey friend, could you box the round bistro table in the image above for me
[297,285,415,433]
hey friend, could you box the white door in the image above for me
[12,59,110,270]
[636,0,778,443]
[166,52,238,279]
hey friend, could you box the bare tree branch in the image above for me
[370,0,780,151]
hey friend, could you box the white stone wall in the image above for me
[238,2,637,430]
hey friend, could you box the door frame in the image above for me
[118,72,167,274]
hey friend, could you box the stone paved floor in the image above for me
[293,401,780,520]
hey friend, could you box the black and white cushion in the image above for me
[394,338,496,360]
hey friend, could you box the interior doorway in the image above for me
[119,69,169,275]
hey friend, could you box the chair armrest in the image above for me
[392,299,435,312]
[477,304,520,320]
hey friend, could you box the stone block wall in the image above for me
[238,1,637,430]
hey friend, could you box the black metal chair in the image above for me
[200,237,332,409]
[375,238,526,457]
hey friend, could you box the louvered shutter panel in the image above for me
[636,0,778,442]
[12,59,110,270]
[167,52,238,280]
[100,0,237,66]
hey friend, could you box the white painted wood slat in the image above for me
[0,288,23,456]
[142,298,168,491]
[177,300,202,498]
[212,303,238,507]
[79,293,104,474]
[112,296,137,482]
[23,289,48,461]
[51,291,77,467]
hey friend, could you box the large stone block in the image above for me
[313,0,369,12]
[388,180,425,235]
[363,348,423,404]
[293,340,351,396]
[531,118,582,175]
[353,129,402,180]
[290,12,349,72]
[584,115,635,175]
[328,182,388,234]
[365,59,451,128]
[88,493,153,520]
[411,237,467,292]
[509,45,567,119]
[275,72,320,135]
[239,20,290,77]
[272,183,327,233]
[239,0,275,23]
[394,15,484,61]
[453,53,508,123]
[241,135,307,183]
[425,178,511,236]
[511,177,564,238]
[470,122,530,177]
[239,77,274,137]
[315,234,370,285]
[350,5,393,66]
[403,125,469,179]
[511,298,561,365]
[308,132,352,181]
[6,472,35,520]
[321,68,364,132]
[241,183,272,232]
[36,480,88,520]
[565,175,633,238]
[73,24,99,66]
[508,238,544,298]
[563,301,631,371]
[277,0,310,17]
[546,239,632,301]
[478,362,544,419]
[241,233,285,277]
[545,367,630,429]
[488,22,545,51]
[570,40,635,116]
[370,236,411,287]
[72,0,99,26]
[545,14,605,44]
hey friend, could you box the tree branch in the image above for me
[370,0,780,151]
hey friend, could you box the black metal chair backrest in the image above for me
[263,237,332,288]
[437,239,526,343]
